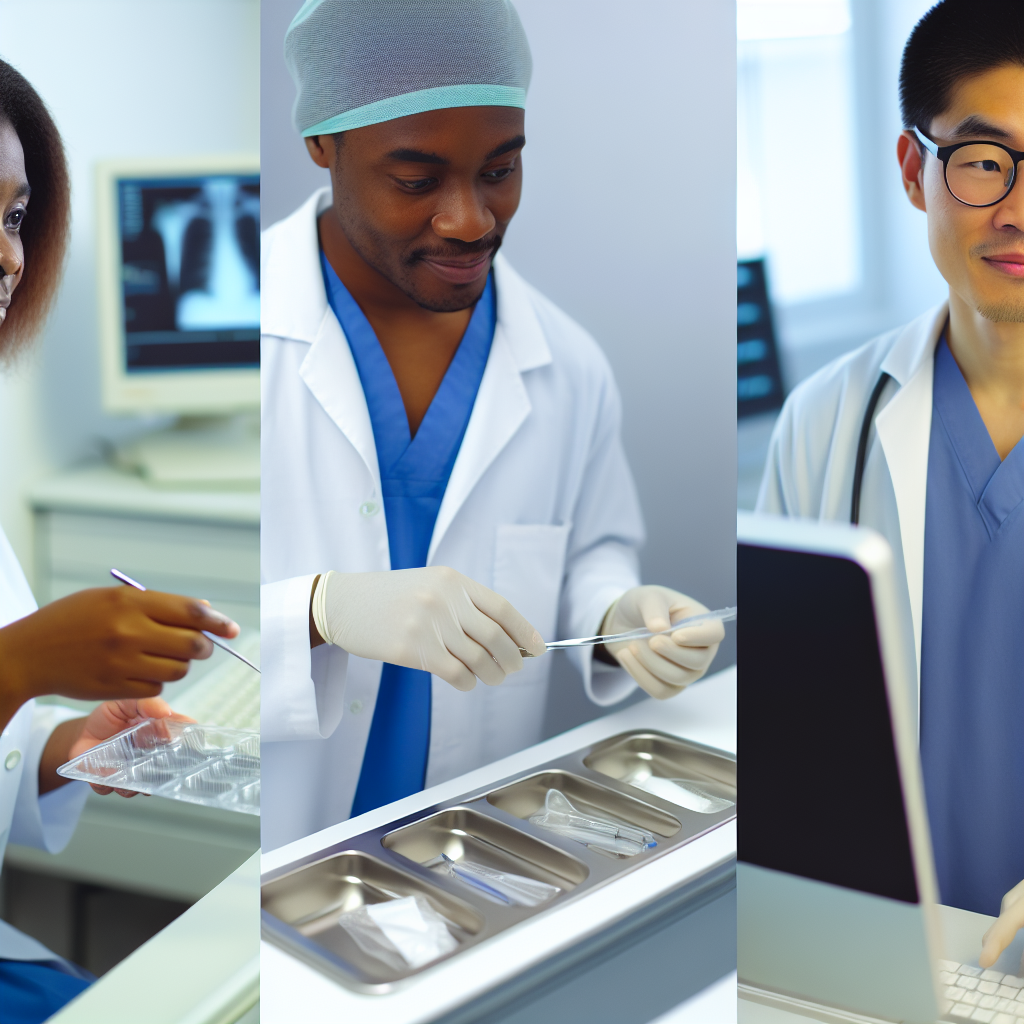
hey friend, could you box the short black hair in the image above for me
[899,0,1024,134]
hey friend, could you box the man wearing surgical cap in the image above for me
[260,0,725,850]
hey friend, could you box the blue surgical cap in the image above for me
[285,0,533,137]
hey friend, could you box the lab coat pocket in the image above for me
[493,523,571,650]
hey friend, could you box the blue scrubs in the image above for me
[321,254,495,816]
[920,336,1024,915]
[0,960,94,1024]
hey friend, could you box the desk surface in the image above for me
[261,667,737,1024]
[739,903,1024,1024]
[29,464,259,525]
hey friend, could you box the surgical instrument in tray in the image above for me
[520,606,736,657]
[110,568,260,674]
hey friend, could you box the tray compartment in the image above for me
[583,732,736,811]
[383,806,588,901]
[262,851,483,985]
[485,770,681,840]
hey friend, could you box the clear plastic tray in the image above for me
[56,718,259,816]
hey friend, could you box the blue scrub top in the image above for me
[920,335,1024,915]
[321,254,495,816]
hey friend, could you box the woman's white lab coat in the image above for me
[0,528,88,962]
[757,302,948,717]
[260,189,644,851]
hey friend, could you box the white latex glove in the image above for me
[601,585,724,700]
[312,568,545,692]
[980,878,1024,969]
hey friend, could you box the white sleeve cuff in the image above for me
[10,703,89,854]
[261,575,349,741]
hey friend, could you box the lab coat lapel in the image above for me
[299,310,382,494]
[428,256,552,563]
[874,304,946,679]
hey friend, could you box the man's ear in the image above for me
[897,131,927,212]
[305,135,331,169]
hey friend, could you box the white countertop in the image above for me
[261,666,737,1024]
[29,464,259,525]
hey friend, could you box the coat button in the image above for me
[5,750,21,770]
[349,700,363,714]
[359,502,380,517]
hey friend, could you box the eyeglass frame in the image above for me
[911,126,1024,208]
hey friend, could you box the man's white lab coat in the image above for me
[0,528,88,962]
[757,302,948,715]
[260,189,644,851]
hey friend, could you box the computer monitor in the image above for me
[737,512,944,1023]
[96,156,260,415]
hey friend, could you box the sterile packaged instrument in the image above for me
[336,895,458,972]
[434,852,561,907]
[520,606,737,656]
[528,789,657,857]
[56,718,259,816]
[626,773,735,814]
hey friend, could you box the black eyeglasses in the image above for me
[913,127,1023,208]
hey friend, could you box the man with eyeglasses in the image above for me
[758,0,1023,965]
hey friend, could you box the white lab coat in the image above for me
[757,302,948,717]
[0,527,88,962]
[261,188,644,851]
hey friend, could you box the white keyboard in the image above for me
[941,959,1024,1023]
[172,631,260,732]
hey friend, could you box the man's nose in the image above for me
[431,183,495,243]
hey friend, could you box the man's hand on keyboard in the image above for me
[981,878,1024,969]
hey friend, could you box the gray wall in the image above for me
[260,0,739,719]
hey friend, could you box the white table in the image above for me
[261,667,737,1024]
[739,904,1024,1023]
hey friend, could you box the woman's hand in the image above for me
[41,696,195,797]
[0,586,238,732]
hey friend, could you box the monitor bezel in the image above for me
[96,154,261,415]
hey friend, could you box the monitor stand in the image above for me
[115,414,259,489]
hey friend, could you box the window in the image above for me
[737,0,860,306]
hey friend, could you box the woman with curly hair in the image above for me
[0,59,241,1024]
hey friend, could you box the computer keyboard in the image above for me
[172,631,260,732]
[940,959,1024,1023]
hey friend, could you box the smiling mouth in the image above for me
[982,254,1024,278]
[419,250,494,286]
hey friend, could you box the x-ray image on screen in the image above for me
[118,174,260,372]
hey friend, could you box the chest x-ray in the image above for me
[118,174,260,370]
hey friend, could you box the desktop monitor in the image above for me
[96,156,260,415]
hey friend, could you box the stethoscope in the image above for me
[850,371,893,525]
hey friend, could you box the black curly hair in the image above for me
[0,57,71,359]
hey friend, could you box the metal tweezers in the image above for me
[519,606,737,657]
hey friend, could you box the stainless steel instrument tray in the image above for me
[261,729,735,993]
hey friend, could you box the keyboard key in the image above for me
[970,1008,995,1022]
[962,991,983,1005]
[985,971,1007,983]
[942,960,964,972]
[1004,978,1024,989]
[993,1014,1016,1024]
[960,977,980,990]
[1002,988,1023,1000]
[960,965,983,977]
[1017,991,1024,1003]
[982,984,1002,995]
[942,971,963,984]
[999,1000,1019,1012]
[982,995,1003,1009]
[948,987,966,1001]
[950,1006,974,1021]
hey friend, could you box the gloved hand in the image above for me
[312,568,545,691]
[980,878,1024,969]
[600,585,723,699]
